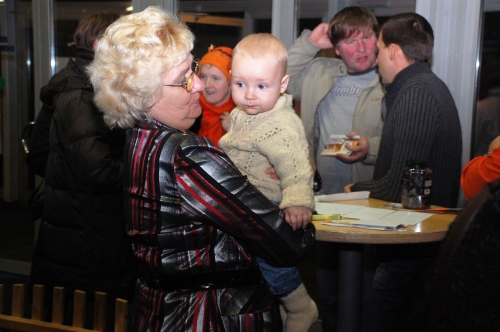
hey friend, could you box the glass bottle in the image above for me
[401,161,432,209]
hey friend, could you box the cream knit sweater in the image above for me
[219,94,314,209]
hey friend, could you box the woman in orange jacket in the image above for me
[197,45,235,145]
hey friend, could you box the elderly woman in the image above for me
[88,7,314,332]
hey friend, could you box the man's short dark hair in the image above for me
[380,13,434,63]
[328,6,380,47]
[73,12,120,50]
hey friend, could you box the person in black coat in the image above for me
[28,12,137,330]
[346,13,462,332]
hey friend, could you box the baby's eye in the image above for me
[258,84,268,90]
[213,76,220,81]
[236,82,245,88]
[200,74,207,80]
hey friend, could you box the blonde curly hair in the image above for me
[88,6,194,128]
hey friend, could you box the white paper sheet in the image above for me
[314,202,364,215]
[376,210,433,226]
[315,203,434,230]
[315,191,370,202]
[320,220,406,231]
[345,207,395,220]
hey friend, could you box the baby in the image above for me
[219,33,318,332]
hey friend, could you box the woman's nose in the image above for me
[204,77,212,88]
[192,74,205,93]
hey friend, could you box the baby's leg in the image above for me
[280,284,318,332]
[256,257,318,332]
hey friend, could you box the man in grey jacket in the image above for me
[286,6,384,331]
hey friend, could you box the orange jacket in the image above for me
[461,148,500,200]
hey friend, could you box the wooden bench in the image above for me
[0,284,128,332]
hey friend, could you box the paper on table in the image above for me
[346,207,395,220]
[316,203,434,230]
[378,210,433,226]
[320,220,406,231]
[315,191,370,202]
[315,202,364,215]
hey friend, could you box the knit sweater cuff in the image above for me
[280,184,315,210]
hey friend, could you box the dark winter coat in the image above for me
[29,48,137,301]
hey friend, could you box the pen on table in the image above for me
[417,207,463,213]
[312,214,345,220]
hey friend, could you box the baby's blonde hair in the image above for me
[233,33,287,75]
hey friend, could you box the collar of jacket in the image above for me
[140,119,185,134]
[384,62,430,96]
[76,47,94,61]
[74,48,94,71]
[384,61,430,116]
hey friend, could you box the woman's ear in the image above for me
[280,75,290,93]
[92,39,99,51]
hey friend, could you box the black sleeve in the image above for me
[26,104,54,177]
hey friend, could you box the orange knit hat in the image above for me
[199,45,233,81]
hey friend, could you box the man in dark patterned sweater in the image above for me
[345,13,462,332]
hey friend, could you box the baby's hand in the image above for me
[284,206,313,231]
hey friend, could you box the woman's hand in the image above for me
[284,206,313,231]
[344,184,353,193]
[488,136,500,154]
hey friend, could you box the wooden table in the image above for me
[312,198,458,332]
[314,198,457,243]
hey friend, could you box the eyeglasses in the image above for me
[164,60,200,92]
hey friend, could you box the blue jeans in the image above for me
[255,256,302,295]
[256,200,303,296]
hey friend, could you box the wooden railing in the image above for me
[0,284,127,332]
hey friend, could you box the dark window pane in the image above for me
[474,11,500,157]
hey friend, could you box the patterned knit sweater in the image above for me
[351,62,462,208]
[219,93,314,209]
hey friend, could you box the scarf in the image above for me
[198,94,236,145]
